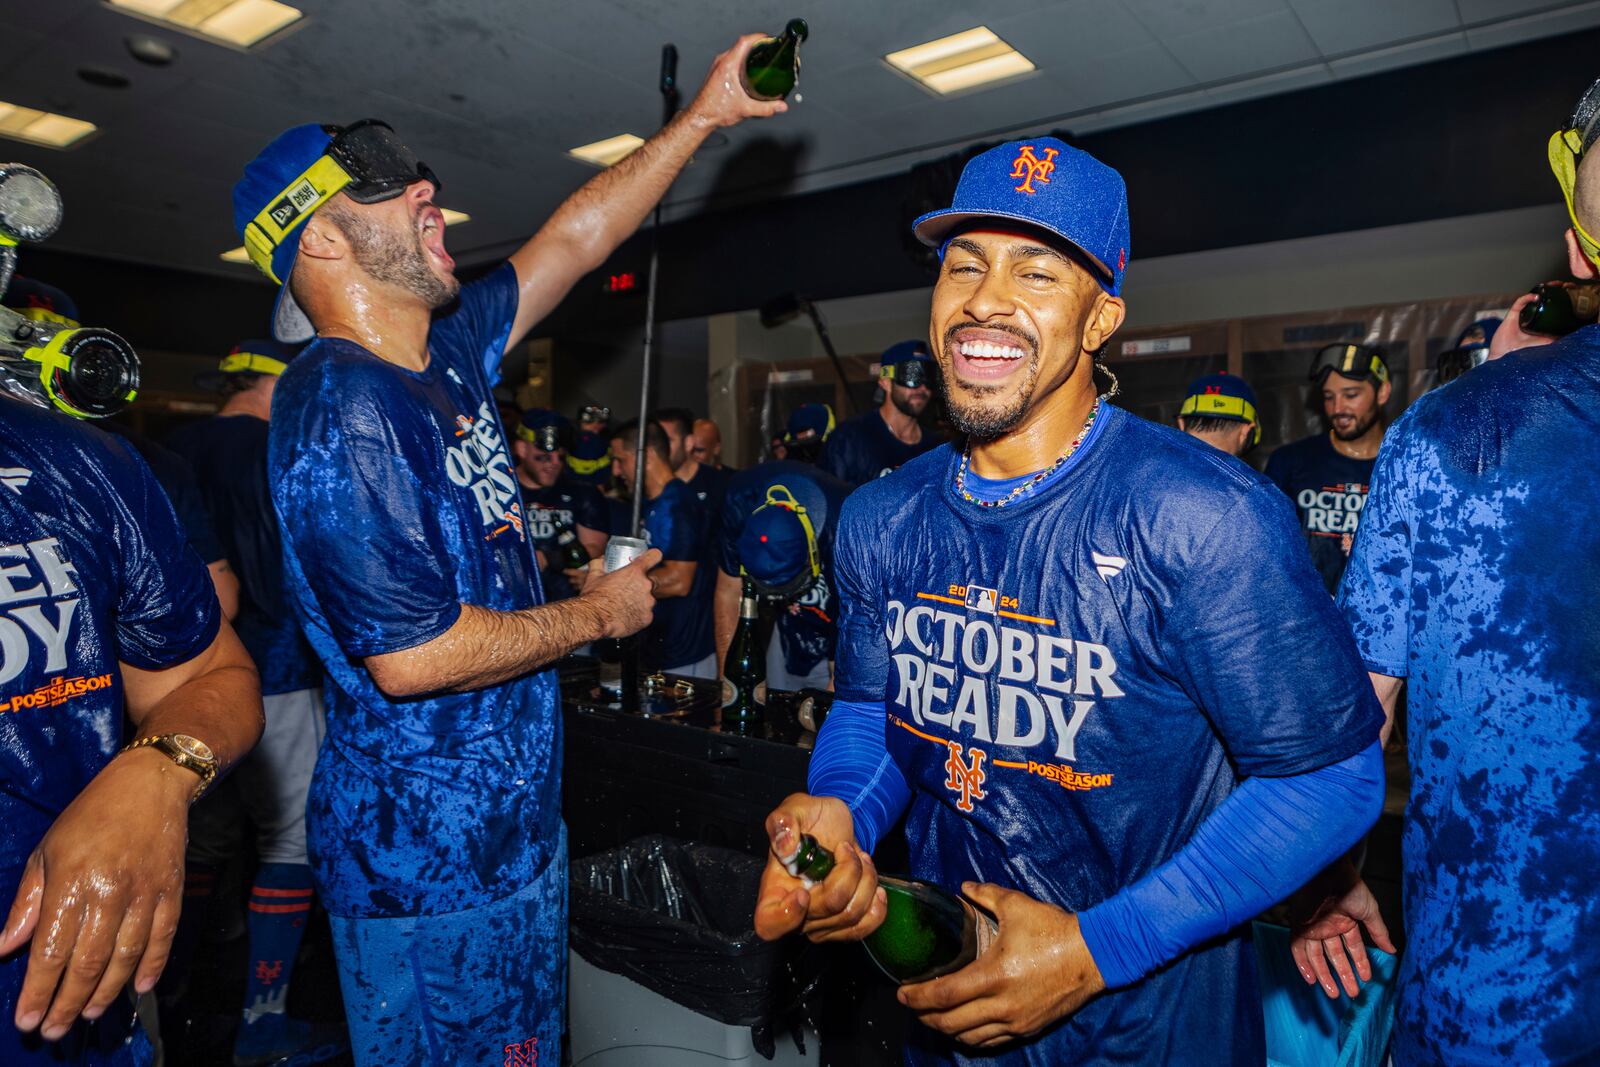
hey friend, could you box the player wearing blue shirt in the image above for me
[0,396,262,1066]
[755,139,1386,1064]
[713,460,852,691]
[1307,102,1600,1066]
[236,54,781,1064]
[820,340,940,487]
[511,409,610,601]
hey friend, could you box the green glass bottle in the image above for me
[784,833,997,984]
[742,18,808,101]
[1519,281,1600,336]
[721,579,766,724]
[557,528,590,570]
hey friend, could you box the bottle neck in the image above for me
[739,595,758,620]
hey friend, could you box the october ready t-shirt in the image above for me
[1264,432,1376,595]
[639,479,713,671]
[522,478,610,602]
[269,264,562,919]
[832,406,1381,1066]
[821,408,939,487]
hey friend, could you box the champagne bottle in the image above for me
[784,834,997,984]
[557,528,590,570]
[742,18,808,101]
[1519,282,1600,336]
[721,579,766,723]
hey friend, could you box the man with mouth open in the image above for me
[234,37,783,1067]
[754,138,1388,1064]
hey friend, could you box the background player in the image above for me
[821,340,939,486]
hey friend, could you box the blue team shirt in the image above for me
[639,479,714,671]
[1339,334,1600,1067]
[1264,433,1376,595]
[522,477,610,602]
[821,408,940,487]
[168,415,319,695]
[269,264,562,919]
[1,399,219,1064]
[833,405,1381,1065]
[718,461,853,676]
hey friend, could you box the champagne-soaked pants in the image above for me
[327,826,567,1067]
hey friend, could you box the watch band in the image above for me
[121,733,218,800]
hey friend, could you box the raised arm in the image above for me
[504,34,787,348]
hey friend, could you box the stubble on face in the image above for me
[323,199,458,310]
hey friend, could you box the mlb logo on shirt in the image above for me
[964,585,998,614]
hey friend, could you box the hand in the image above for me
[535,548,548,571]
[754,793,886,943]
[1488,292,1559,360]
[564,565,589,595]
[577,548,661,639]
[0,748,192,1040]
[686,34,790,130]
[899,884,1105,1049]
[1288,871,1396,999]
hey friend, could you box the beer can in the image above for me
[603,536,649,573]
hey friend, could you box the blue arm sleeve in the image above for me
[1077,739,1385,989]
[806,698,913,854]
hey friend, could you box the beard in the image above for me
[937,321,1044,441]
[890,387,929,418]
[325,201,458,310]
[1332,407,1378,441]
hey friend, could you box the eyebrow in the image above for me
[947,236,1071,266]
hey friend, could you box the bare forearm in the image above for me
[714,569,740,668]
[649,560,696,600]
[121,624,263,772]
[370,598,608,696]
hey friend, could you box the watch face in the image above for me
[172,735,215,762]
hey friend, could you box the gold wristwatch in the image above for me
[121,733,218,800]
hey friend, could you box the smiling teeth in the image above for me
[958,340,1023,359]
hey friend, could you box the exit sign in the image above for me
[604,272,637,293]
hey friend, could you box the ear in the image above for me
[1376,378,1393,407]
[1565,228,1598,280]
[511,439,530,463]
[1236,422,1255,452]
[1176,416,1189,432]
[297,211,345,264]
[1084,292,1127,354]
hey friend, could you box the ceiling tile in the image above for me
[1121,0,1290,38]
[1464,2,1600,49]
[1326,31,1468,79]
[1287,0,1458,56]
[1162,9,1320,82]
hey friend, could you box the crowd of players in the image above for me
[0,30,1593,1067]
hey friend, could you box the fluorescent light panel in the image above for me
[106,0,303,49]
[219,207,470,264]
[568,134,644,168]
[885,27,1035,95]
[0,101,96,148]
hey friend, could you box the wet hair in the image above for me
[611,418,670,463]
[1181,415,1245,436]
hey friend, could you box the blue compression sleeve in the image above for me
[1078,739,1385,989]
[807,699,913,854]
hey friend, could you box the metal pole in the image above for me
[630,43,680,538]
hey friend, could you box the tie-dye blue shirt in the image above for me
[1338,332,1600,1066]
[269,265,562,919]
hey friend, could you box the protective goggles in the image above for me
[517,423,569,452]
[1436,344,1489,384]
[785,406,836,444]
[578,405,611,425]
[882,359,934,389]
[1309,343,1388,386]
[742,484,821,600]
[1548,127,1600,270]
[1178,391,1260,448]
[218,350,288,376]
[243,120,439,283]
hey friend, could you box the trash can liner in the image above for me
[570,835,788,1028]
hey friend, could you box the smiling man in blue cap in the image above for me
[754,137,1387,1065]
[821,339,940,487]
[235,37,784,1067]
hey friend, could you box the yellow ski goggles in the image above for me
[1549,126,1600,269]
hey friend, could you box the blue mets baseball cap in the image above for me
[784,402,836,444]
[2,276,80,326]
[196,337,302,391]
[565,429,612,488]
[1180,373,1257,422]
[738,505,810,588]
[912,136,1130,295]
[518,408,572,451]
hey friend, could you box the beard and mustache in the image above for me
[322,200,459,311]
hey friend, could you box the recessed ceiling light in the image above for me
[568,134,645,168]
[0,102,97,149]
[219,208,469,264]
[885,27,1036,96]
[106,0,303,50]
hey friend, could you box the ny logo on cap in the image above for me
[1010,144,1059,195]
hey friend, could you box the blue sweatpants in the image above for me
[328,829,567,1067]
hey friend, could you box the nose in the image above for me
[407,179,438,206]
[962,267,1017,324]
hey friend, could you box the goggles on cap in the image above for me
[1178,391,1261,448]
[881,358,933,389]
[1310,343,1389,386]
[517,423,568,452]
[1549,126,1600,270]
[743,484,821,600]
[243,120,440,283]
[1437,344,1490,384]
[578,404,611,425]
[218,350,288,376]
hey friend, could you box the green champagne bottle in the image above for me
[742,18,808,101]
[1519,282,1600,337]
[722,579,766,723]
[783,833,998,984]
[557,528,590,570]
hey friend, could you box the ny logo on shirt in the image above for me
[943,741,988,812]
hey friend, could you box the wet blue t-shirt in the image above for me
[833,406,1382,1065]
[1,399,219,1065]
[168,415,319,695]
[1339,334,1600,1067]
[269,264,562,919]
[719,461,853,677]
[1264,432,1376,595]
[522,477,610,602]
[639,479,713,671]
[820,408,939,487]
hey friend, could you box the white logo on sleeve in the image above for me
[1,468,32,494]
[1092,552,1127,581]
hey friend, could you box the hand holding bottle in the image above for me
[754,793,887,943]
[686,35,791,131]
[897,883,1106,1049]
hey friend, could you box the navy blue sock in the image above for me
[240,862,314,1026]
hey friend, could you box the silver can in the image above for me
[603,535,649,573]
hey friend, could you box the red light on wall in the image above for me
[605,272,637,293]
